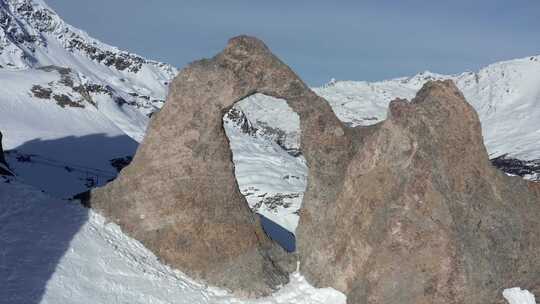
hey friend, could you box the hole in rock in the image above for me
[223,93,308,252]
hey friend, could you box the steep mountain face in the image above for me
[0,0,177,196]
[0,0,177,137]
[0,0,176,118]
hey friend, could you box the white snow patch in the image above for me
[503,287,536,304]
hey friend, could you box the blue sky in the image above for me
[46,0,540,86]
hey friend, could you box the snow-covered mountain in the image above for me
[0,0,176,119]
[0,0,177,196]
[315,56,540,161]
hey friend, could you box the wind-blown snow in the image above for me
[0,178,346,304]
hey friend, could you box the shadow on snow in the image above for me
[1,133,136,304]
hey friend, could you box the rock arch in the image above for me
[84,36,540,304]
[84,36,351,296]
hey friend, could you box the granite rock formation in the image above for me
[82,36,350,296]
[82,35,540,303]
[296,80,540,304]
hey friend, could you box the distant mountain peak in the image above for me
[0,0,176,75]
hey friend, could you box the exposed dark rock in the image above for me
[491,154,540,180]
[109,156,133,173]
[0,131,13,176]
[52,94,84,108]
[30,66,105,108]
[224,107,258,136]
[67,38,145,73]
[31,85,52,99]
[37,65,71,75]
[225,106,302,157]
[251,193,300,213]
[297,80,540,304]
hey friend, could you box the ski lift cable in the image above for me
[13,153,118,177]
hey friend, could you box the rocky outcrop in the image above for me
[0,131,12,176]
[297,80,540,304]
[82,36,350,296]
[83,35,540,303]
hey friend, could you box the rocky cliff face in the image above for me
[297,80,540,304]
[82,35,351,296]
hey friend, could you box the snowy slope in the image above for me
[224,94,307,232]
[0,0,176,118]
[0,176,346,304]
[0,0,177,196]
[0,0,178,140]
[0,67,140,197]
